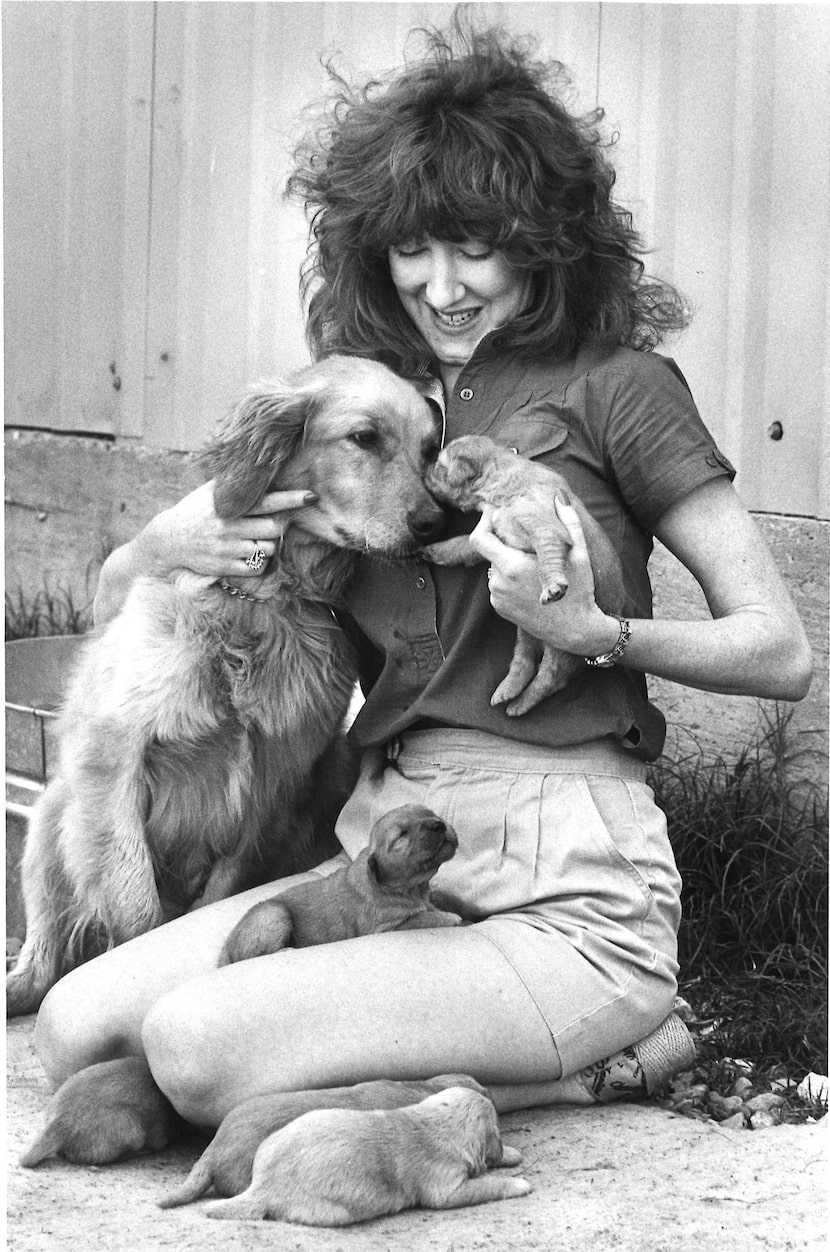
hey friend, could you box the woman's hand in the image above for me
[468,498,620,658]
[139,481,318,582]
[93,481,317,626]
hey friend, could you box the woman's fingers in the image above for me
[247,490,318,517]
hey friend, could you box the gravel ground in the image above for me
[6,1016,828,1252]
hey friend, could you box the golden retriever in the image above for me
[6,356,444,1016]
[203,1087,529,1224]
[218,804,461,966]
[424,434,625,715]
[158,1073,489,1207]
[19,1057,179,1167]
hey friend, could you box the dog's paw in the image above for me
[540,581,567,604]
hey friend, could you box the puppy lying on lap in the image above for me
[219,804,461,966]
[204,1088,529,1225]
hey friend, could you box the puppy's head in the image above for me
[424,435,503,510]
[419,1088,502,1171]
[200,356,445,556]
[367,804,458,889]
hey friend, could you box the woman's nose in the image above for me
[424,255,464,309]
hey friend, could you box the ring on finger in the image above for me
[245,543,268,574]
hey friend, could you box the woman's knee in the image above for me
[141,987,233,1128]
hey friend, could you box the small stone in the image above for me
[744,1092,786,1113]
[707,1092,745,1119]
[796,1073,829,1107]
[720,1111,748,1130]
[729,1076,754,1098]
[672,996,696,1023]
[750,1109,781,1130]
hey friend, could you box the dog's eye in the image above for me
[349,430,379,449]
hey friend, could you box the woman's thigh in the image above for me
[34,854,350,1085]
[140,925,561,1126]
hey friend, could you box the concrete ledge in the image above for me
[5,429,828,783]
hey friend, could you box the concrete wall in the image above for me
[5,429,827,787]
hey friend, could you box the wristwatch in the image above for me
[585,618,631,668]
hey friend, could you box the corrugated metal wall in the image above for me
[3,1,828,517]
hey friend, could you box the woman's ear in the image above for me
[199,386,314,519]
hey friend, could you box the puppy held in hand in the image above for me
[425,434,626,715]
[204,1087,528,1225]
[219,805,461,966]
[19,1057,179,1167]
[158,1073,488,1207]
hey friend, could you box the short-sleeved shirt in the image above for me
[340,339,736,761]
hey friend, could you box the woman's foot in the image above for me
[571,1010,697,1104]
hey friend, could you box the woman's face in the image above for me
[388,238,530,380]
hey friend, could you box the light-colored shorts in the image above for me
[335,729,682,1076]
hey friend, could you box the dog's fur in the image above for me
[424,435,626,715]
[158,1073,489,1207]
[7,356,444,1017]
[218,804,461,966]
[203,1087,529,1224]
[19,1057,179,1167]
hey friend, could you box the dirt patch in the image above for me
[6,1017,827,1252]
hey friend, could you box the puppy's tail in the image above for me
[19,1125,61,1168]
[204,1194,265,1221]
[157,1157,215,1208]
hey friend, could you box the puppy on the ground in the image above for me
[158,1073,488,1207]
[219,804,461,966]
[425,434,626,715]
[19,1057,179,1167]
[204,1087,529,1224]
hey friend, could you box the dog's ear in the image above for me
[199,387,315,519]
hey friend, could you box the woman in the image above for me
[35,27,811,1126]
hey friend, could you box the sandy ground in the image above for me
[5,1017,828,1252]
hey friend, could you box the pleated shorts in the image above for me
[335,729,682,1075]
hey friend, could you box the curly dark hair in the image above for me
[287,22,689,371]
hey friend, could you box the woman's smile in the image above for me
[388,238,530,384]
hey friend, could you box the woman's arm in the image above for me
[93,481,318,626]
[470,477,813,701]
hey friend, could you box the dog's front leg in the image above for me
[421,536,482,566]
[68,771,164,943]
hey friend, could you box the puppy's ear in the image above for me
[366,853,385,884]
[199,387,315,519]
[445,452,481,491]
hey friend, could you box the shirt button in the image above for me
[459,387,474,401]
[415,576,427,590]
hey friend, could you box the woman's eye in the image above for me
[391,242,425,258]
[349,430,379,449]
[460,244,495,260]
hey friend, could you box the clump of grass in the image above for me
[649,709,828,1077]
[5,583,92,641]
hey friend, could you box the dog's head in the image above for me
[424,435,503,511]
[366,805,458,889]
[199,356,446,557]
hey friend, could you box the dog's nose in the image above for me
[407,505,446,543]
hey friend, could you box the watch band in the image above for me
[585,618,631,668]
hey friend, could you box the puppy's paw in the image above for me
[507,1176,532,1198]
[540,581,567,604]
[498,1145,523,1168]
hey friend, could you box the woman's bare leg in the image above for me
[139,925,562,1125]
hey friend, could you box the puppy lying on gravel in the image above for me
[158,1073,488,1207]
[203,1087,529,1225]
[219,804,461,966]
[425,434,626,716]
[19,1057,179,1167]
